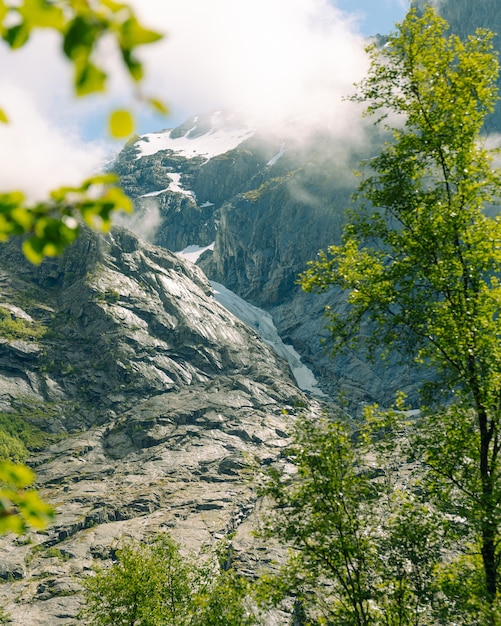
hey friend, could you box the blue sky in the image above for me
[337,0,408,36]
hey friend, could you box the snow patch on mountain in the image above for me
[136,125,255,160]
[177,243,215,264]
[268,143,286,166]
[211,281,326,397]
[167,173,195,198]
[138,174,194,199]
[141,188,169,197]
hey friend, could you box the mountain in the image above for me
[113,0,501,408]
[0,228,312,625]
[114,111,422,409]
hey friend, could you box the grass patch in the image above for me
[0,411,65,462]
[26,544,71,565]
[0,306,46,341]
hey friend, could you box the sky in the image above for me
[336,0,408,37]
[0,0,409,200]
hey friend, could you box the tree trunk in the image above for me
[478,404,498,613]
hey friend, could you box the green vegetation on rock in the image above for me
[0,306,46,341]
[0,411,63,462]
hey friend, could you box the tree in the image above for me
[82,535,193,626]
[301,5,501,618]
[257,409,449,625]
[82,534,260,626]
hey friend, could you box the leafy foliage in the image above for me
[0,460,54,533]
[0,174,133,264]
[257,411,450,625]
[301,6,501,617]
[81,534,260,626]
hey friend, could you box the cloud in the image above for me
[0,81,107,201]
[133,0,370,130]
[116,197,162,242]
[0,0,373,201]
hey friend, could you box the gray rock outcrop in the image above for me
[0,228,312,624]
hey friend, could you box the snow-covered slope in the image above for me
[176,244,325,397]
[136,111,255,160]
[211,281,327,397]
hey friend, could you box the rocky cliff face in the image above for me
[115,112,422,408]
[0,228,311,625]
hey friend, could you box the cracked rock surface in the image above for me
[0,229,310,624]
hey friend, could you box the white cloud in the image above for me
[116,197,162,242]
[0,0,373,200]
[0,82,107,201]
[133,0,369,129]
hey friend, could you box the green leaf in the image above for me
[109,109,134,138]
[0,461,35,488]
[0,0,6,38]
[0,510,25,534]
[121,48,143,82]
[100,0,128,11]
[22,239,44,265]
[19,0,65,30]
[120,16,163,48]
[11,206,33,230]
[104,187,133,215]
[75,59,107,96]
[63,16,97,60]
[85,173,119,187]
[4,23,30,49]
[17,490,54,528]
[147,97,169,115]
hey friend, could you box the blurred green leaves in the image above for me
[0,461,54,533]
[0,1,161,534]
[1,0,163,110]
[0,175,132,264]
[0,0,166,267]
